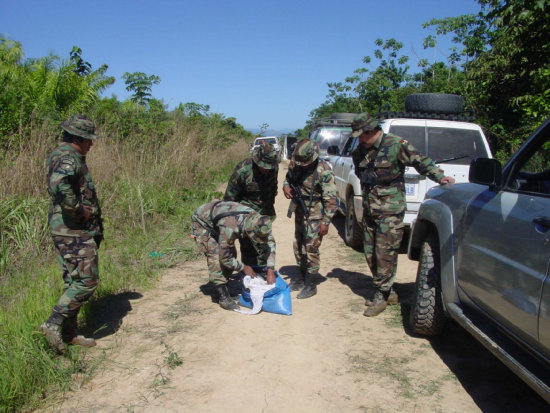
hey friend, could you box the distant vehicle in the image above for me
[309,113,354,161]
[326,94,492,247]
[280,134,297,160]
[407,116,550,403]
[250,136,281,159]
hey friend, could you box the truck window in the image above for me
[427,128,489,164]
[388,126,426,152]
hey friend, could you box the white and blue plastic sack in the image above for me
[238,270,292,316]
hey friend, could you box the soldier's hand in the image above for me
[318,223,329,237]
[82,205,93,221]
[440,176,455,185]
[283,185,293,199]
[266,268,276,285]
[242,265,257,277]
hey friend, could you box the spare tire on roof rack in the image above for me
[405,93,463,114]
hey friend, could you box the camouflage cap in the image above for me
[60,114,98,140]
[252,141,279,170]
[350,113,379,138]
[243,212,272,240]
[292,139,319,166]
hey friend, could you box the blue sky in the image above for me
[1,0,481,131]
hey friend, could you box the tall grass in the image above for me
[0,114,251,411]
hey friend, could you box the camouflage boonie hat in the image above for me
[60,114,98,140]
[292,139,319,167]
[350,113,379,138]
[243,213,272,240]
[252,141,279,170]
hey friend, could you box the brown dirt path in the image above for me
[42,160,548,412]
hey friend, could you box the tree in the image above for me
[423,0,550,156]
[69,46,91,76]
[310,38,413,121]
[0,38,114,143]
[176,102,210,117]
[122,72,161,106]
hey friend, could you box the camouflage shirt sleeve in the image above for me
[223,162,245,202]
[397,140,445,183]
[253,232,276,269]
[217,216,245,273]
[48,154,84,220]
[320,167,338,226]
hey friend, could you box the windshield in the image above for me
[312,127,352,150]
[389,125,489,165]
[256,137,277,145]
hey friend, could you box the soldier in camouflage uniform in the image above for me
[191,201,276,310]
[283,139,338,299]
[224,141,279,266]
[350,113,455,317]
[41,114,103,352]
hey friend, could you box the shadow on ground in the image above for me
[330,214,547,410]
[85,291,143,339]
[278,265,328,287]
[416,320,548,411]
[398,299,548,411]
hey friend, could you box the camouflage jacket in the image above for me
[284,159,338,225]
[352,132,444,215]
[192,201,276,270]
[223,158,278,216]
[46,143,102,237]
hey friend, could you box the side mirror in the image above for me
[327,145,340,155]
[469,158,502,188]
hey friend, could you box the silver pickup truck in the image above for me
[408,117,550,402]
[327,114,492,247]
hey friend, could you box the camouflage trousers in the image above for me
[362,212,405,293]
[191,219,234,285]
[51,235,99,317]
[293,210,323,274]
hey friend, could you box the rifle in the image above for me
[286,169,310,220]
[287,181,309,219]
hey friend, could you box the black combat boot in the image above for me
[63,314,97,347]
[363,290,388,317]
[216,284,239,311]
[365,288,398,306]
[297,273,317,299]
[41,311,67,353]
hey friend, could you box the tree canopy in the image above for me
[308,0,550,159]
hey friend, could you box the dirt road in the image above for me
[46,161,547,412]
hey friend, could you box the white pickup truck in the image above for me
[326,94,493,247]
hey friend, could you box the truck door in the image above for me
[458,125,550,352]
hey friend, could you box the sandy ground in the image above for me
[42,161,548,413]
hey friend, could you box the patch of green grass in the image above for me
[348,352,431,399]
[384,303,404,328]
[0,189,228,411]
[163,293,201,320]
[162,344,183,370]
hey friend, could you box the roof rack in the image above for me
[312,115,356,128]
[376,110,476,123]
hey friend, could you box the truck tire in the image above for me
[331,113,357,120]
[409,232,446,336]
[405,93,463,114]
[345,195,363,248]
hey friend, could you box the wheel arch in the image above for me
[408,199,459,306]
